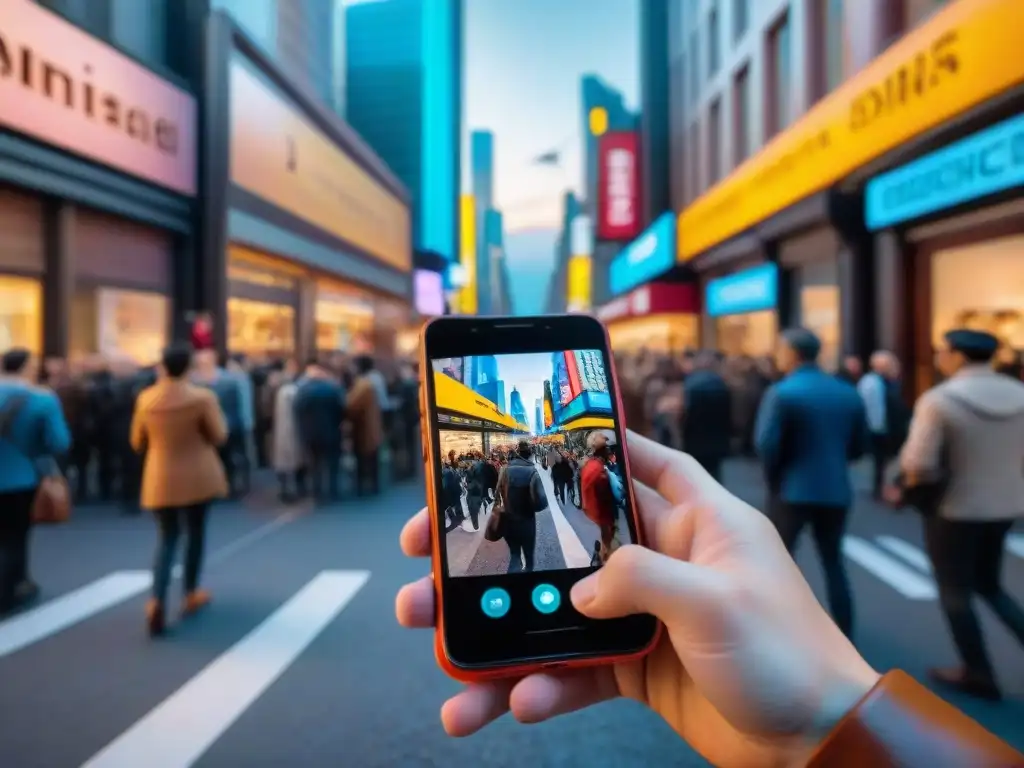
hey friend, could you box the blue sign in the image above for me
[555,391,612,425]
[705,263,778,318]
[866,113,1024,231]
[608,212,676,296]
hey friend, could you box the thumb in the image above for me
[570,545,724,624]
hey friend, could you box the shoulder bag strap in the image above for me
[0,393,30,440]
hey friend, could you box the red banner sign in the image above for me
[596,131,641,241]
[597,282,700,323]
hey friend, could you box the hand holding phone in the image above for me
[418,315,659,680]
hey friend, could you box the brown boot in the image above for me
[182,589,211,617]
[146,599,166,637]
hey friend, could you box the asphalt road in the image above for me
[0,462,1021,767]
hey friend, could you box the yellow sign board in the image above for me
[229,58,412,272]
[457,194,477,314]
[433,371,528,432]
[677,0,1024,260]
[567,255,592,308]
[589,107,608,137]
[561,416,616,431]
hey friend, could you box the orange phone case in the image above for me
[418,314,662,683]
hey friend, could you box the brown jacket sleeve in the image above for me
[200,389,229,447]
[129,396,148,454]
[809,670,1023,767]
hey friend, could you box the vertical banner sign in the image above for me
[566,255,593,310]
[564,351,583,400]
[597,132,641,241]
[543,381,555,429]
[458,194,478,314]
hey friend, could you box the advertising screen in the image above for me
[596,131,641,241]
[414,269,445,316]
[542,380,555,430]
[553,354,573,407]
[573,350,609,393]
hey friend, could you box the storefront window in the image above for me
[228,297,296,355]
[800,285,840,371]
[439,430,484,459]
[609,315,700,354]
[714,310,777,357]
[932,236,1024,364]
[0,276,42,355]
[315,296,375,353]
[71,287,168,365]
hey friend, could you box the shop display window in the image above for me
[439,430,484,459]
[72,287,171,365]
[315,297,375,353]
[714,310,778,357]
[609,315,700,354]
[0,276,42,355]
[228,297,296,355]
[800,285,840,372]
[931,236,1024,362]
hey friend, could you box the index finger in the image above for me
[399,507,432,558]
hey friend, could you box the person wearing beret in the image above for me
[895,328,1024,700]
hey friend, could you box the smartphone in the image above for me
[419,314,660,682]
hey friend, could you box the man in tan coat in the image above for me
[347,355,383,496]
[131,343,228,636]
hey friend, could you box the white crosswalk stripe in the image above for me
[80,570,370,768]
[875,536,932,574]
[535,462,592,568]
[841,536,937,599]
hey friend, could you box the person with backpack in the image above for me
[580,432,620,566]
[0,348,71,614]
[498,439,547,573]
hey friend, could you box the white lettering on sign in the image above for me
[631,286,651,315]
[606,148,635,228]
[626,231,657,266]
[717,278,770,306]
[598,297,631,321]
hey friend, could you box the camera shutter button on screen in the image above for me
[480,587,511,619]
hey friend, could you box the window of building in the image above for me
[708,3,720,77]
[708,98,722,184]
[825,0,844,92]
[688,31,700,103]
[688,121,701,200]
[765,11,792,138]
[732,0,749,42]
[732,64,751,165]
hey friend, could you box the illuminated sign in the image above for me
[677,0,1024,260]
[229,57,411,272]
[589,106,608,137]
[566,255,592,310]
[866,112,1024,229]
[0,0,197,195]
[705,263,778,317]
[597,131,641,241]
[457,194,477,313]
[608,212,676,296]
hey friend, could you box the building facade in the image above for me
[545,192,583,314]
[345,0,462,263]
[670,0,966,371]
[0,0,205,361]
[470,131,495,313]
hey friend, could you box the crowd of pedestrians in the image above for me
[615,326,1024,703]
[0,344,422,634]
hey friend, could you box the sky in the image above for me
[491,352,554,425]
[464,0,639,313]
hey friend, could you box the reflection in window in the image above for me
[0,276,42,355]
[228,297,296,355]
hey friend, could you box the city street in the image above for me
[0,463,1022,768]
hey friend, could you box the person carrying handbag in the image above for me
[0,348,72,615]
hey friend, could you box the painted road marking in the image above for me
[81,570,370,768]
[1007,534,1024,561]
[842,536,937,600]
[0,512,296,659]
[0,571,152,659]
[875,536,932,574]
[537,465,592,568]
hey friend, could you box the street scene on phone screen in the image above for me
[432,352,633,578]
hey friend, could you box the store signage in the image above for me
[676,0,1024,260]
[457,194,478,314]
[0,0,197,195]
[865,112,1024,230]
[598,282,700,323]
[414,269,445,316]
[608,212,676,296]
[566,254,592,309]
[229,56,411,272]
[705,263,778,318]
[597,131,641,241]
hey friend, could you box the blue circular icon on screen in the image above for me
[531,584,561,615]
[480,587,511,619]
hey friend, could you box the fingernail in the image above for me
[570,574,598,608]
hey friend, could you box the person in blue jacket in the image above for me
[754,328,868,640]
[0,348,71,613]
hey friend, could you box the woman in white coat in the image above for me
[272,379,305,502]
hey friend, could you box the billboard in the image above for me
[229,56,411,272]
[573,350,608,393]
[596,131,641,241]
[432,357,464,383]
[553,354,573,407]
[413,269,445,316]
[0,0,197,195]
[608,212,677,296]
[542,380,555,430]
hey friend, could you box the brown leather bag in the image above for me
[32,457,71,525]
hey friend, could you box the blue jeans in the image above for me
[152,503,208,604]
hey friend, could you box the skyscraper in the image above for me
[471,130,495,312]
[211,0,340,113]
[345,0,462,261]
[534,398,543,435]
[509,387,528,427]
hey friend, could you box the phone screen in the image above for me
[424,316,657,671]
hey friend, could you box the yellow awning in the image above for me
[433,371,529,432]
[560,416,616,432]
